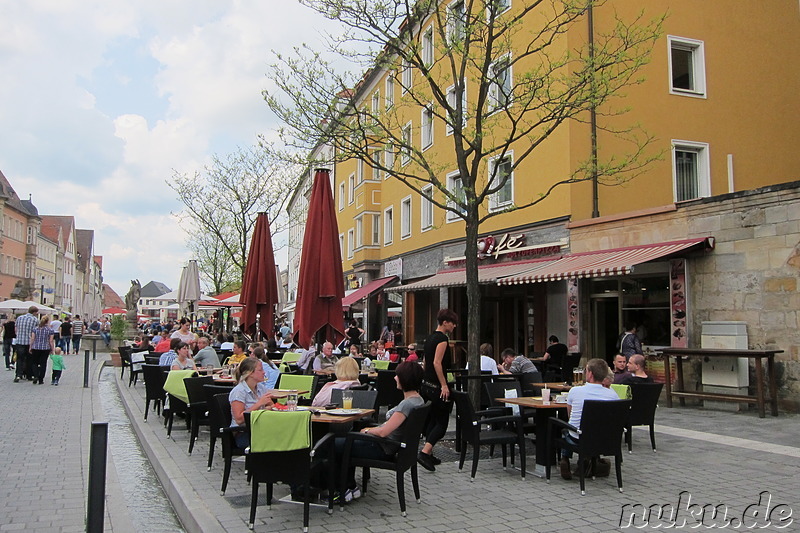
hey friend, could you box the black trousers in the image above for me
[31,349,50,382]
[14,344,30,379]
[421,385,453,447]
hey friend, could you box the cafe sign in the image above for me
[446,233,561,266]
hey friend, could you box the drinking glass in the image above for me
[341,390,354,410]
[222,364,230,377]
[541,387,551,405]
[573,367,581,385]
[286,391,298,411]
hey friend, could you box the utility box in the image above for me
[700,321,749,411]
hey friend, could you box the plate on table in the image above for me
[325,408,362,415]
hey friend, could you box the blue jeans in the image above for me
[100,331,111,347]
[3,339,12,368]
[561,431,579,459]
[72,335,82,353]
[59,336,70,353]
[334,436,391,488]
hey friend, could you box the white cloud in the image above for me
[0,0,347,298]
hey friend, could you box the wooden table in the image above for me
[530,382,572,392]
[659,348,782,418]
[496,396,567,477]
[310,408,375,424]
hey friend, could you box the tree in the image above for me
[266,0,663,405]
[169,145,299,294]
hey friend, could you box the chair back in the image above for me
[374,370,403,410]
[393,402,432,471]
[330,389,379,410]
[208,391,234,429]
[142,364,167,399]
[578,400,631,457]
[163,369,198,404]
[119,345,133,363]
[452,390,481,444]
[629,383,663,426]
[519,370,544,396]
[484,381,522,409]
[372,360,390,370]
[245,411,314,486]
[276,373,317,400]
[281,351,302,363]
[184,375,215,406]
[562,353,582,383]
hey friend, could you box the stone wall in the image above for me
[572,181,800,412]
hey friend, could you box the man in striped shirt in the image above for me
[13,306,38,383]
[71,315,84,354]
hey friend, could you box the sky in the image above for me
[0,0,345,298]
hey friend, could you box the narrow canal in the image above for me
[98,367,186,532]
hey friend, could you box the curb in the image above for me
[115,371,239,533]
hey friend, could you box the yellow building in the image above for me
[317,1,800,408]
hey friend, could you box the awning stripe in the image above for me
[497,237,714,285]
[388,257,561,292]
[342,276,398,307]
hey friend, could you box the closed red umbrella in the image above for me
[294,168,345,347]
[240,212,279,340]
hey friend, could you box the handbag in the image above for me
[420,380,441,401]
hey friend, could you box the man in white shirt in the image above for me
[560,358,619,480]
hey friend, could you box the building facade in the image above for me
[288,1,800,408]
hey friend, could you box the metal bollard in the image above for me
[87,421,108,533]
[84,349,90,388]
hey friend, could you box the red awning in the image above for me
[388,257,561,292]
[497,237,715,285]
[342,276,397,308]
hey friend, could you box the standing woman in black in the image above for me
[417,308,458,471]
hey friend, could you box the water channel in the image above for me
[98,367,186,532]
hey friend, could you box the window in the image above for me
[384,206,394,245]
[421,105,434,149]
[488,154,513,210]
[355,217,363,248]
[668,36,706,97]
[672,140,710,202]
[384,144,395,176]
[24,261,32,279]
[489,55,512,111]
[446,172,467,221]
[489,0,511,16]
[372,214,380,244]
[348,174,355,204]
[338,182,345,210]
[400,196,412,239]
[422,26,434,67]
[401,59,412,94]
[357,159,364,184]
[446,82,467,135]
[26,226,35,244]
[346,229,354,259]
[371,91,380,115]
[447,0,466,43]
[371,148,382,180]
[385,72,394,108]
[421,185,433,231]
[401,122,412,166]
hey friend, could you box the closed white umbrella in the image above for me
[177,260,202,319]
[20,301,57,313]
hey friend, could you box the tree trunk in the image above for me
[464,211,482,409]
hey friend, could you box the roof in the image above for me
[40,216,75,247]
[102,284,125,308]
[0,170,39,217]
[94,255,103,269]
[140,281,172,298]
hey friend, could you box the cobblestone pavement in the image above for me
[2,355,798,533]
[116,376,800,533]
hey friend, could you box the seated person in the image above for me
[152,332,163,345]
[336,361,425,500]
[220,335,235,351]
[229,358,277,447]
[154,334,172,353]
[279,333,297,349]
[251,346,280,389]
[404,343,419,363]
[193,335,220,368]
[375,341,390,361]
[265,338,279,353]
[296,340,317,372]
[312,356,361,407]
[348,344,362,357]
[611,353,632,384]
[620,354,654,385]
[158,337,183,367]
[313,342,339,374]
[541,335,568,372]
[559,358,620,480]
[498,348,538,374]
[479,343,499,374]
[170,341,197,371]
[226,340,248,366]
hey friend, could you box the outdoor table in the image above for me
[496,396,567,477]
[310,408,375,424]
[658,348,782,417]
[529,382,572,392]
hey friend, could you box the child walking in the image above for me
[50,347,66,385]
